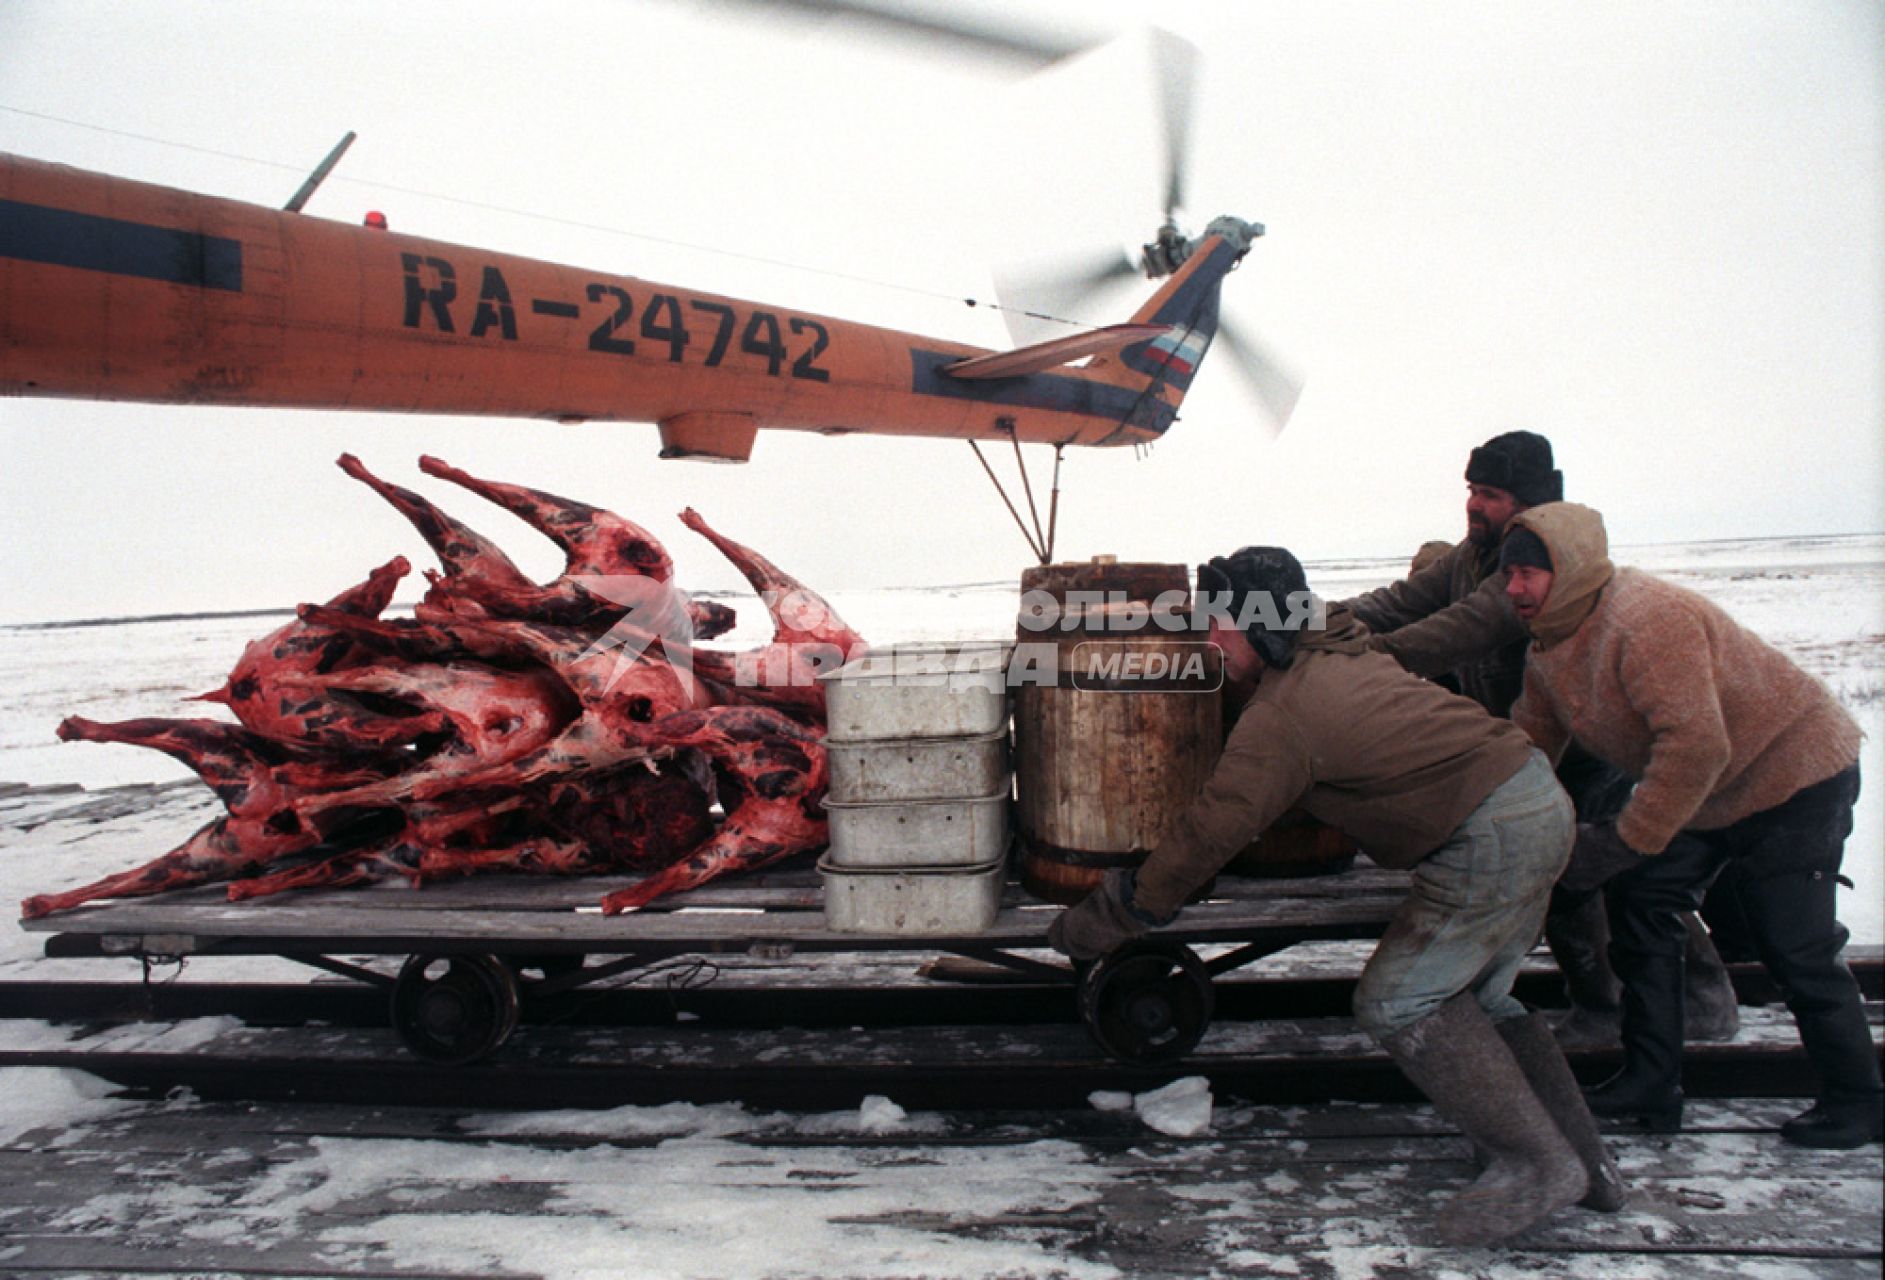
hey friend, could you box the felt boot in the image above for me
[1681,912,1740,1042]
[1382,994,1588,1246]
[1587,951,1685,1132]
[1544,892,1622,1048]
[1497,1012,1629,1211]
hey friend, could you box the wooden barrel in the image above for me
[1012,560,1223,905]
[1223,806,1359,878]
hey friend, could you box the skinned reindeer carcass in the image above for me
[24,457,864,918]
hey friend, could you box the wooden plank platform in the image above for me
[20,863,1413,959]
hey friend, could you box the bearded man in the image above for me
[1342,431,1738,1046]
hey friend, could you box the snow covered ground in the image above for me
[2,1065,1874,1280]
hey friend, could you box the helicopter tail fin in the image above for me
[1020,227,1244,443]
[934,227,1248,446]
[1113,217,1304,431]
[1108,231,1242,395]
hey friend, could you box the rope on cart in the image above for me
[533,954,723,1026]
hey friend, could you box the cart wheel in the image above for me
[1078,940,1215,1064]
[391,953,521,1065]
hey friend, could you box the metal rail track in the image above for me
[4,960,1877,1112]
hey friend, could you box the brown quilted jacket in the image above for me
[1133,604,1538,918]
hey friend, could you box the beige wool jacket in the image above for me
[1133,605,1538,918]
[1508,503,1862,855]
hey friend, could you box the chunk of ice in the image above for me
[1134,1075,1213,1137]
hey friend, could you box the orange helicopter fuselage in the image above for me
[0,152,1230,459]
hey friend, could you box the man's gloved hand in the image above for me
[1559,821,1650,894]
[1047,868,1174,962]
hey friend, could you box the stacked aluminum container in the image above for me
[816,642,1012,934]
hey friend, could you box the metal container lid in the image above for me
[819,640,1013,686]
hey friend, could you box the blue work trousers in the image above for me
[1355,750,1574,1040]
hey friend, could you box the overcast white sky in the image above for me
[1,0,1880,624]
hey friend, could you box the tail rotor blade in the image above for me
[1215,322,1304,433]
[1148,28,1200,221]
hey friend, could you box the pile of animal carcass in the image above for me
[20,454,869,920]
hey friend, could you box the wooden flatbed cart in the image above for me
[21,861,1411,1067]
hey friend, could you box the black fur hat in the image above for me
[1197,545,1311,669]
[1499,524,1553,572]
[1465,431,1563,507]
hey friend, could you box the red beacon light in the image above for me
[363,210,388,230]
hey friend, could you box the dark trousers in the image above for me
[1555,742,1633,823]
[1551,743,1750,958]
[1605,763,1880,1100]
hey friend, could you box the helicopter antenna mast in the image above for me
[283,131,357,213]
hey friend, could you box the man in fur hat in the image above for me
[1344,429,1562,714]
[1050,547,1625,1246]
[1503,502,1880,1149]
[1342,431,1738,1046]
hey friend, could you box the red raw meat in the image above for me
[54,716,402,822]
[538,763,716,866]
[193,556,421,745]
[680,508,869,719]
[685,597,739,642]
[417,457,740,639]
[291,604,493,664]
[297,603,738,713]
[601,706,828,914]
[290,606,714,792]
[680,508,866,653]
[226,834,425,901]
[448,617,714,722]
[20,815,324,918]
[398,616,717,798]
[281,659,576,827]
[407,795,535,850]
[224,799,517,901]
[419,765,713,881]
[338,453,539,619]
[241,764,717,897]
[419,454,674,581]
[339,456,736,640]
[418,834,595,880]
[29,459,876,919]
